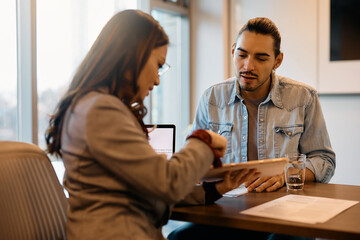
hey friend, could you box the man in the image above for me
[167,17,335,240]
[191,17,335,193]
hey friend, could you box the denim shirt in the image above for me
[192,73,336,183]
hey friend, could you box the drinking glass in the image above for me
[284,154,306,191]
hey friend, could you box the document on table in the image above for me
[240,194,359,224]
[223,183,248,197]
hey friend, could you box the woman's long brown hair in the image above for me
[45,10,169,157]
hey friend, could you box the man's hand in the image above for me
[244,172,285,192]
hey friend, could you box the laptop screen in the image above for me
[145,124,176,160]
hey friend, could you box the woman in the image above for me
[46,10,257,240]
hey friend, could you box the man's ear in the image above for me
[274,52,283,70]
[231,42,236,55]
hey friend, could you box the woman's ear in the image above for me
[124,69,133,81]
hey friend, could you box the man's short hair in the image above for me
[236,17,281,57]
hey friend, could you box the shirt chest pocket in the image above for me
[274,125,304,155]
[275,125,303,137]
[208,122,233,154]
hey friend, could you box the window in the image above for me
[36,0,137,150]
[150,9,190,151]
[0,0,17,140]
[36,0,137,179]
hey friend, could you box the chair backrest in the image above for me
[0,141,68,240]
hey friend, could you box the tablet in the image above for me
[202,157,289,181]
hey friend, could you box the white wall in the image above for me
[317,0,360,93]
[190,0,360,186]
[320,95,360,185]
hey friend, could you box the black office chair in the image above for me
[0,141,68,240]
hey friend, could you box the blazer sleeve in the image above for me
[84,95,215,205]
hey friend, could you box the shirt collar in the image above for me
[269,72,284,109]
[228,77,240,105]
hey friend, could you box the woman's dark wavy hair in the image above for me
[236,17,281,57]
[45,10,169,157]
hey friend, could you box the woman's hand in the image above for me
[205,130,227,158]
[215,168,260,195]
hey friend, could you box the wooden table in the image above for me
[170,183,360,239]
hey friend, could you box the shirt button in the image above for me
[242,157,246,160]
[259,139,264,143]
[287,132,292,136]
[242,136,246,140]
[244,116,247,119]
[259,118,264,122]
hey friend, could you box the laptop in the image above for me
[145,124,176,160]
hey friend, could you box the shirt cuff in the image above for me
[202,181,223,204]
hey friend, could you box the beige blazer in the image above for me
[61,90,214,240]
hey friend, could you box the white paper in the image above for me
[223,184,248,197]
[240,194,359,224]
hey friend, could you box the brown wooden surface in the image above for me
[171,183,360,239]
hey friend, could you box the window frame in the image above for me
[16,0,38,144]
